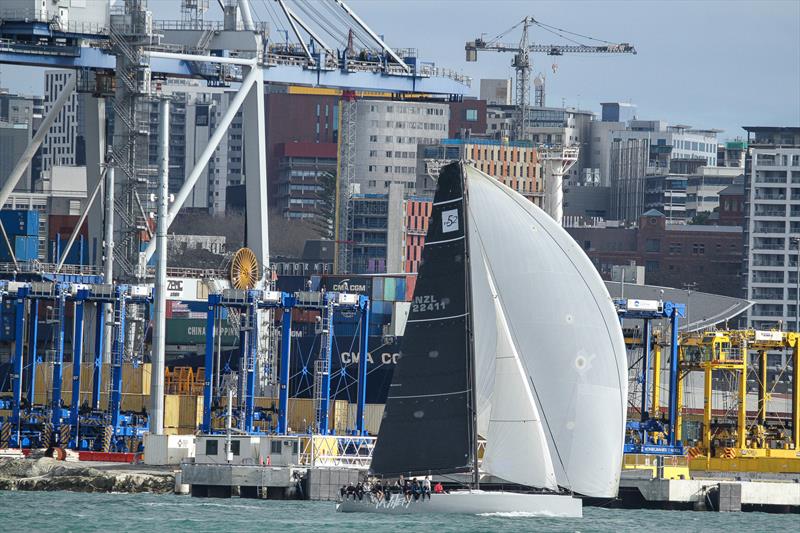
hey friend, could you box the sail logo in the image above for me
[441,209,459,233]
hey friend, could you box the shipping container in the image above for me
[166,318,239,346]
[0,235,39,262]
[0,209,39,237]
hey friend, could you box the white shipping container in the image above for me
[143,434,196,466]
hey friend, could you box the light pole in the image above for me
[791,237,800,332]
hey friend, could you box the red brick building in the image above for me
[567,210,744,297]
[264,91,341,209]
[448,99,487,138]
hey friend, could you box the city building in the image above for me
[155,82,246,215]
[479,78,512,105]
[742,126,800,331]
[717,182,745,226]
[273,142,337,223]
[416,138,543,206]
[355,99,450,195]
[448,98,487,138]
[563,184,611,219]
[566,209,743,298]
[686,166,744,220]
[264,89,340,211]
[600,102,637,123]
[0,89,42,124]
[41,69,88,172]
[486,105,593,185]
[403,197,431,274]
[0,122,31,191]
[609,137,649,222]
[349,183,405,274]
[718,140,747,169]
[591,103,721,187]
[0,88,44,189]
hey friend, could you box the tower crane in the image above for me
[466,16,636,141]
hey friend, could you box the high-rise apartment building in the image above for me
[742,126,800,332]
[355,99,450,195]
[42,69,87,172]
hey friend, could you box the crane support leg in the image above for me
[793,343,800,450]
[641,319,651,417]
[651,342,661,418]
[355,298,370,435]
[737,343,748,449]
[11,295,26,425]
[278,307,292,435]
[27,301,38,406]
[69,299,85,440]
[91,304,105,410]
[202,302,216,433]
[667,309,680,447]
[50,292,67,444]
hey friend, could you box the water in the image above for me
[1,492,796,532]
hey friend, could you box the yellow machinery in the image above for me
[678,330,800,473]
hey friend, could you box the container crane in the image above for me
[466,16,636,140]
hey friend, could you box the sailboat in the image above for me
[337,162,628,516]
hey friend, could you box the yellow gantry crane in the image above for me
[677,330,800,473]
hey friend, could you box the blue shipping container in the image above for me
[0,235,39,262]
[0,210,39,237]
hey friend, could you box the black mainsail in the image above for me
[370,162,475,478]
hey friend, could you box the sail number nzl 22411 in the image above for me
[411,295,448,313]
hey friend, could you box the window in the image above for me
[645,239,661,252]
[231,440,240,456]
[206,439,219,456]
[692,243,705,255]
[465,109,478,122]
[271,440,283,454]
[369,135,378,142]
[646,260,660,272]
[668,242,682,254]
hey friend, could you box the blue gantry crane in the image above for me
[0,280,152,451]
[616,298,686,455]
[201,288,370,437]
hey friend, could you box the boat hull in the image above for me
[336,490,582,517]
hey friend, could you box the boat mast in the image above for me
[461,163,480,490]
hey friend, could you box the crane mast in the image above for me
[466,16,636,141]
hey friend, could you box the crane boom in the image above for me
[465,16,636,140]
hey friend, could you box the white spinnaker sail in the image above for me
[479,255,559,490]
[470,241,496,438]
[465,165,628,498]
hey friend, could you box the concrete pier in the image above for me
[610,471,800,512]
[180,462,361,500]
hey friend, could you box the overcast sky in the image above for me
[2,0,798,139]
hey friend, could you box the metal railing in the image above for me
[298,435,376,469]
[0,261,102,277]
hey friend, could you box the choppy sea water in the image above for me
[0,491,796,532]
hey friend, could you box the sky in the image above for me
[1,0,798,140]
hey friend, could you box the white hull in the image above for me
[336,490,582,517]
